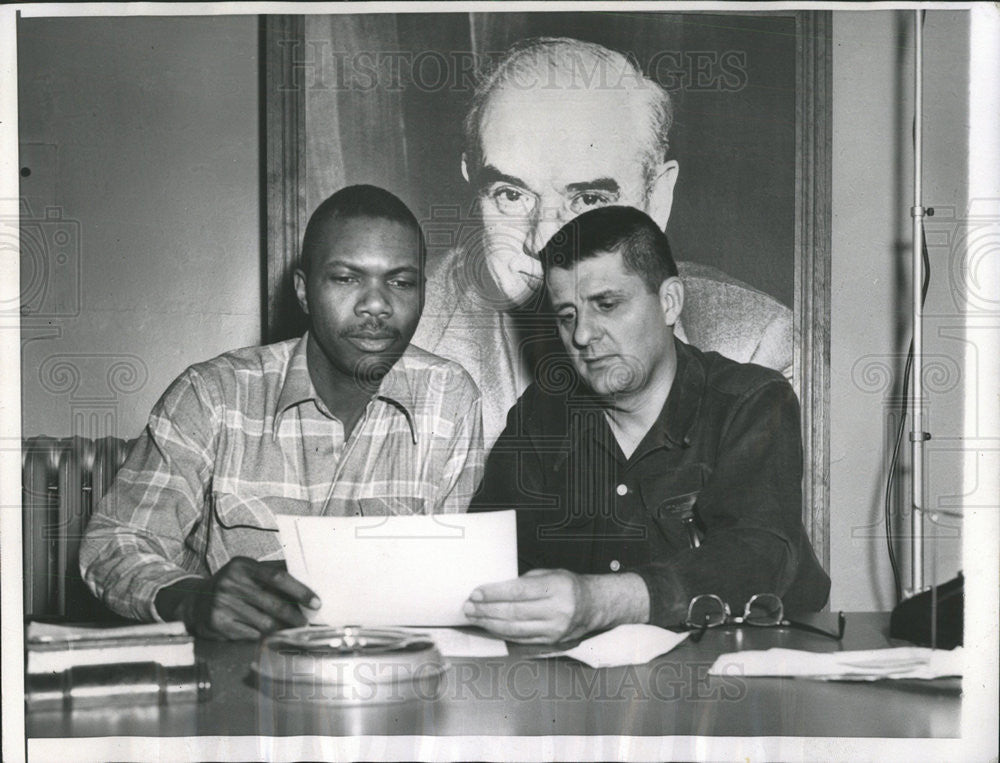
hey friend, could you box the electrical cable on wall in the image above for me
[884,227,931,606]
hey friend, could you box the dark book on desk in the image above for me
[26,620,195,674]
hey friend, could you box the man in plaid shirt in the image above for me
[81,185,484,640]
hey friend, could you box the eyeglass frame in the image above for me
[682,593,846,643]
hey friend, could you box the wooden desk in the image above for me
[26,613,960,739]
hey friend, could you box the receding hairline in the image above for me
[478,80,650,123]
[464,37,673,181]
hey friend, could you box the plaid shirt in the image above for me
[80,335,484,622]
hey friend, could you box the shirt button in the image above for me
[609,560,622,572]
[615,483,628,496]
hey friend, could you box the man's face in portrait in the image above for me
[547,248,678,400]
[466,82,678,305]
[296,216,423,382]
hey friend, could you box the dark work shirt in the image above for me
[470,338,830,628]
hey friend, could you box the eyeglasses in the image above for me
[682,593,846,643]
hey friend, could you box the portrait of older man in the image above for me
[412,37,793,445]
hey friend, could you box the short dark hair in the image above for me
[299,184,425,274]
[539,206,678,292]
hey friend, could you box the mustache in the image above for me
[339,321,400,340]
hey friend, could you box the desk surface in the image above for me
[27,613,960,739]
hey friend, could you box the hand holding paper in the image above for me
[276,510,518,627]
[154,558,318,641]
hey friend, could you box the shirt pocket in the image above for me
[209,491,283,570]
[638,464,710,551]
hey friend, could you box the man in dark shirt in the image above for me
[464,206,829,644]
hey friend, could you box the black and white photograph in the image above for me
[1,3,997,761]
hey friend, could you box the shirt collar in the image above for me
[651,337,705,450]
[273,333,420,444]
[374,356,420,444]
[562,337,705,461]
[274,334,315,423]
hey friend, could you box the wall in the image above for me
[18,16,260,440]
[830,10,967,610]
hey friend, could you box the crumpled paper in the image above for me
[534,624,689,668]
[708,646,963,681]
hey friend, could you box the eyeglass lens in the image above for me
[745,593,784,626]
[688,595,727,627]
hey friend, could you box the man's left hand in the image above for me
[462,569,595,644]
[464,568,652,644]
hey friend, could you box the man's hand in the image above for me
[462,569,590,644]
[463,568,651,645]
[154,557,321,641]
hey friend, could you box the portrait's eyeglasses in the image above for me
[682,593,846,643]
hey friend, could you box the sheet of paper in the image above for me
[534,624,689,668]
[277,511,518,627]
[708,646,963,681]
[400,628,509,658]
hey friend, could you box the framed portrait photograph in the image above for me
[263,10,832,564]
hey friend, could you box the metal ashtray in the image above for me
[252,626,448,705]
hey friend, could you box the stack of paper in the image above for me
[26,621,195,674]
[708,646,963,681]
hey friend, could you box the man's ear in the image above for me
[659,275,684,327]
[461,152,471,184]
[293,268,309,316]
[645,160,680,230]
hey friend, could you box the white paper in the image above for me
[400,627,509,658]
[26,620,194,673]
[26,620,188,643]
[534,624,689,668]
[27,641,196,674]
[708,646,964,681]
[277,511,518,627]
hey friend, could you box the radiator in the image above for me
[22,436,133,620]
